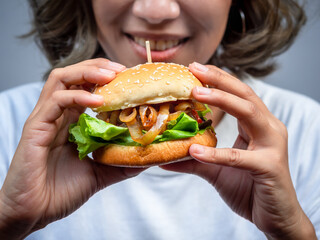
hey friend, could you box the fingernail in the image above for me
[195,86,211,95]
[192,62,208,72]
[191,144,205,155]
[91,94,104,101]
[99,68,115,77]
[108,62,126,72]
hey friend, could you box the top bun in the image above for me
[92,62,203,112]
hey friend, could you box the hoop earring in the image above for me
[239,9,246,35]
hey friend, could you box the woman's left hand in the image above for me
[162,62,316,239]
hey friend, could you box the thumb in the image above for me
[160,159,222,184]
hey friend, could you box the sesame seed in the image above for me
[129,90,132,93]
[146,80,150,83]
[114,83,119,87]
[158,93,163,96]
[166,81,171,85]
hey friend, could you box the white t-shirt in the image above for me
[0,79,319,239]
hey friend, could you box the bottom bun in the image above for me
[93,129,217,167]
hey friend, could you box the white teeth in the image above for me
[156,40,166,51]
[134,37,146,47]
[133,37,181,51]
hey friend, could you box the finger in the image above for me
[189,63,269,114]
[47,65,117,89]
[189,62,270,114]
[189,62,254,99]
[192,86,269,136]
[35,90,104,123]
[160,159,223,185]
[75,58,126,73]
[189,144,262,172]
[37,65,117,109]
[161,159,217,175]
[32,63,121,121]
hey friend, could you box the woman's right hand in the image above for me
[0,59,146,239]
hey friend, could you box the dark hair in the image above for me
[27,0,306,79]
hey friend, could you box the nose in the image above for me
[132,0,180,24]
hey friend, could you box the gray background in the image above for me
[1,0,319,102]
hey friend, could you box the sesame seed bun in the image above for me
[92,62,203,112]
[93,129,217,167]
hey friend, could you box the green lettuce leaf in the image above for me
[69,112,211,160]
[69,114,130,159]
[197,104,212,120]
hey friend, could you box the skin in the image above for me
[93,0,230,66]
[0,0,316,239]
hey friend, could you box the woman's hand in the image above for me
[0,59,145,239]
[162,62,316,239]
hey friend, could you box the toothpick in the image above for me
[146,40,152,63]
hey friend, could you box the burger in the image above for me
[69,62,217,167]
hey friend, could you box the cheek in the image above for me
[190,1,231,62]
[91,0,130,27]
[199,1,231,33]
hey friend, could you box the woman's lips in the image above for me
[126,34,188,62]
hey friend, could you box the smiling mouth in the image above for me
[125,34,189,51]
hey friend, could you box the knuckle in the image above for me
[246,102,258,118]
[51,90,64,103]
[81,68,91,80]
[96,57,110,66]
[228,149,241,166]
[51,91,60,101]
[278,120,288,138]
[48,68,63,80]
[267,151,284,171]
[242,85,255,98]
[269,118,289,140]
[210,149,216,161]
